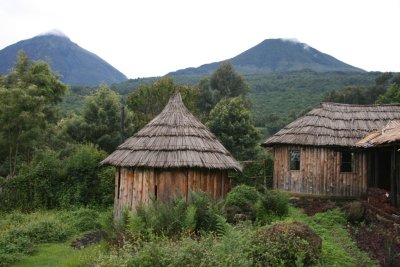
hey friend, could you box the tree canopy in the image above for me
[126,77,199,128]
[0,52,67,177]
[61,85,135,153]
[207,96,260,161]
[198,62,249,116]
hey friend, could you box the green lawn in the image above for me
[13,243,99,267]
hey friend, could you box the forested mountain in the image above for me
[0,33,127,86]
[168,39,364,76]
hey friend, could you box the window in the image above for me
[289,150,301,170]
[341,152,355,172]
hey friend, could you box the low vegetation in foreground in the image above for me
[0,188,377,267]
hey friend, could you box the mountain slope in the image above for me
[169,39,364,76]
[0,33,127,86]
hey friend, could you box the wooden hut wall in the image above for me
[272,145,368,196]
[114,167,229,218]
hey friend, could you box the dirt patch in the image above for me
[70,230,105,249]
[289,196,346,216]
[290,190,400,266]
[348,222,400,266]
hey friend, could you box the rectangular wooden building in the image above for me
[263,103,400,205]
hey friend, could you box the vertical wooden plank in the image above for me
[396,148,400,207]
[113,168,119,219]
[391,147,396,206]
[135,169,141,208]
[142,169,149,204]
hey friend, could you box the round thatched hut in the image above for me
[101,93,241,218]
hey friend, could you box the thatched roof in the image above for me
[356,120,400,148]
[263,103,400,147]
[101,93,242,171]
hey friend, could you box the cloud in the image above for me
[38,29,68,38]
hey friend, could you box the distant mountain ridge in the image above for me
[168,39,364,76]
[0,33,127,86]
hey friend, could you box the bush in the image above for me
[250,222,322,266]
[61,144,114,207]
[224,185,261,223]
[0,144,114,211]
[125,192,227,239]
[256,190,289,223]
[0,211,70,266]
[343,201,366,223]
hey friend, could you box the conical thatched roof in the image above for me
[263,103,400,147]
[101,93,242,171]
[356,120,400,148]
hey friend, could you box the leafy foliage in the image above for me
[207,96,261,160]
[0,144,114,211]
[197,62,249,116]
[126,77,199,128]
[61,85,135,153]
[124,192,227,239]
[376,83,400,104]
[250,222,322,266]
[256,190,290,224]
[0,208,107,267]
[0,52,67,177]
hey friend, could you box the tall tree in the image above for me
[0,53,67,177]
[126,77,199,128]
[375,83,400,104]
[207,96,260,160]
[198,62,249,116]
[61,85,134,153]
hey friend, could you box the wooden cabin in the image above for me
[101,93,241,219]
[356,121,400,206]
[262,103,400,203]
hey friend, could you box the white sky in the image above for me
[0,0,399,79]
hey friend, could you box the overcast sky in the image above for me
[0,0,399,79]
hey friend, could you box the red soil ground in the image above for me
[290,189,400,266]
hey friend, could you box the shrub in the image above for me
[224,185,261,223]
[0,211,71,266]
[250,222,322,266]
[343,201,366,223]
[61,144,114,207]
[256,189,289,223]
[189,191,226,234]
[125,192,227,239]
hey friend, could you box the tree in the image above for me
[322,86,367,104]
[207,96,260,160]
[126,77,199,128]
[0,52,67,177]
[210,62,249,99]
[198,62,249,116]
[375,83,400,104]
[61,85,134,153]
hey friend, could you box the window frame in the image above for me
[289,150,301,171]
[340,151,355,173]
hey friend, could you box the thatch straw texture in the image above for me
[263,103,400,147]
[356,120,400,148]
[101,93,241,171]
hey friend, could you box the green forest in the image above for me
[1,54,400,266]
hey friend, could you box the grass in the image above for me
[287,207,376,267]
[0,208,110,267]
[1,204,377,266]
[13,243,100,267]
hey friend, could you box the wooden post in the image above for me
[374,151,379,188]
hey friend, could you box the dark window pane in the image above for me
[341,152,354,172]
[290,150,300,170]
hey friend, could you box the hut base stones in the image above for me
[102,93,241,219]
[263,103,400,206]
